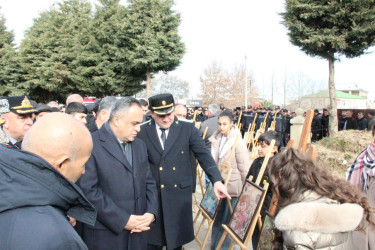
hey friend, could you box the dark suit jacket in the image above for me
[137,117,222,249]
[77,125,158,250]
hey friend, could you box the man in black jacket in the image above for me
[343,110,357,130]
[0,113,96,249]
[357,112,368,130]
[311,109,322,142]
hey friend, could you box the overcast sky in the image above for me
[1,0,375,104]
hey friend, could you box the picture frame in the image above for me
[200,182,222,219]
[227,180,266,242]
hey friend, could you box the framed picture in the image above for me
[200,182,222,219]
[228,180,265,242]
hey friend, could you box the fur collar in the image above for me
[210,126,241,159]
[275,196,364,233]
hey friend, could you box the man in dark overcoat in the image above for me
[137,93,230,250]
[77,97,158,250]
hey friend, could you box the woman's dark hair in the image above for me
[269,148,375,249]
[218,110,234,121]
[258,131,280,151]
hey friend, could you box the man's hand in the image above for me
[68,216,76,227]
[213,181,231,200]
[124,215,148,231]
[130,213,155,234]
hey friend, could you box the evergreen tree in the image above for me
[0,9,25,96]
[281,0,375,135]
[85,0,144,97]
[19,0,93,102]
[125,0,185,98]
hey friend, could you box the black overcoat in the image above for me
[137,117,222,249]
[77,125,158,250]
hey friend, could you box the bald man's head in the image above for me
[66,94,84,105]
[22,113,93,182]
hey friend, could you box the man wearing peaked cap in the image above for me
[0,96,35,149]
[137,93,230,250]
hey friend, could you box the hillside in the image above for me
[314,130,373,179]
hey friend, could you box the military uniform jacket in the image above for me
[137,117,223,249]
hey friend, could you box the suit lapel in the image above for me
[98,126,132,172]
[162,118,181,158]
[145,120,163,155]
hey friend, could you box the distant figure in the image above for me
[47,101,60,109]
[174,104,188,120]
[95,96,117,130]
[321,109,329,137]
[199,104,221,150]
[65,102,88,125]
[343,110,357,130]
[311,109,322,142]
[357,112,368,131]
[368,111,375,131]
[339,110,347,131]
[0,113,96,249]
[34,104,52,121]
[66,94,84,105]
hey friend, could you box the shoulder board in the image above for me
[178,118,193,123]
[141,120,152,126]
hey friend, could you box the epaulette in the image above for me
[178,118,193,123]
[141,120,152,126]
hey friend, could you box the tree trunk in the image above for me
[328,55,338,136]
[146,70,151,99]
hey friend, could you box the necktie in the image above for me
[160,128,166,147]
[121,142,132,167]
[14,141,22,149]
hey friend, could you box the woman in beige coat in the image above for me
[270,148,375,250]
[209,111,250,250]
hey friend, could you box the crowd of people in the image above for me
[1,93,375,250]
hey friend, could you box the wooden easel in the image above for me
[215,140,276,250]
[237,111,243,129]
[268,111,278,131]
[244,113,258,149]
[298,109,314,153]
[194,135,240,249]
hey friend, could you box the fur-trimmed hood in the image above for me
[275,191,364,234]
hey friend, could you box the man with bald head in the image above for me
[0,113,96,249]
[66,93,84,105]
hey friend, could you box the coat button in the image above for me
[181,151,184,154]
[172,167,176,171]
[161,184,164,189]
[159,167,163,171]
[174,184,177,188]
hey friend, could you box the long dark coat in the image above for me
[77,125,158,250]
[137,117,223,249]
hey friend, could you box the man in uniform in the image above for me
[0,96,35,149]
[137,93,229,250]
[240,105,255,136]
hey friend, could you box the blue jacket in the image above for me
[0,146,96,250]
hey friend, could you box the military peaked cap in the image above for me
[0,96,36,115]
[148,93,175,115]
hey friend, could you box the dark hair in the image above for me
[258,131,280,150]
[139,98,148,107]
[269,148,375,249]
[92,99,101,114]
[369,111,375,116]
[65,102,88,115]
[218,110,234,121]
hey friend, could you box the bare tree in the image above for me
[154,74,190,99]
[200,61,258,107]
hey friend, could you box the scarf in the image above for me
[346,141,375,192]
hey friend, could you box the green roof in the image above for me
[303,89,366,99]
